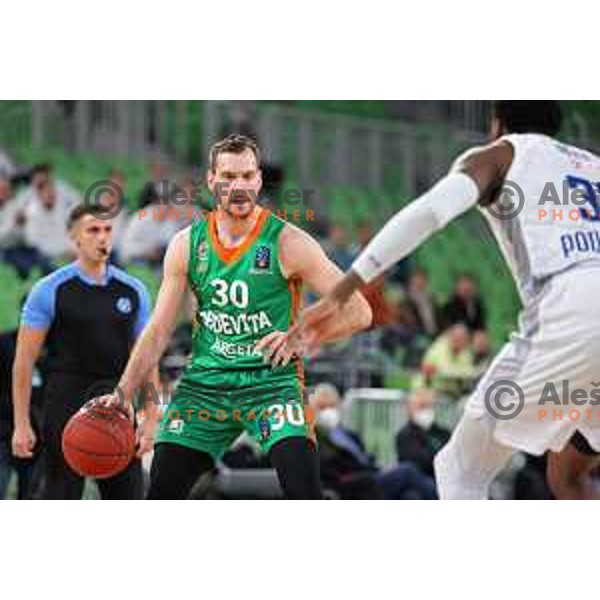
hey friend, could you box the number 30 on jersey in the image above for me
[210,278,249,308]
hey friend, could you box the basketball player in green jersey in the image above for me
[99,134,372,499]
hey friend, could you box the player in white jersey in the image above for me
[286,101,600,499]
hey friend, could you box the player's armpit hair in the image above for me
[352,172,480,284]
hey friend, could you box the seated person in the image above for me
[310,383,439,500]
[0,175,54,278]
[23,179,74,261]
[414,323,478,398]
[395,388,450,480]
[441,273,486,332]
[309,383,382,499]
[118,200,171,265]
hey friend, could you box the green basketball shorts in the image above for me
[154,368,315,460]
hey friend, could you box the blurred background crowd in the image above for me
[2,100,600,499]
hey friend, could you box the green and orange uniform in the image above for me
[155,208,313,459]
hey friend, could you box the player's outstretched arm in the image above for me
[116,228,190,406]
[257,224,373,365]
[297,141,514,340]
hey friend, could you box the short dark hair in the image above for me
[493,101,563,136]
[208,134,260,172]
[31,163,53,177]
[67,204,110,229]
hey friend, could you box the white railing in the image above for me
[22,100,599,198]
[343,388,409,467]
[342,388,465,467]
[26,100,486,196]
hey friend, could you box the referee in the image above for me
[11,204,159,499]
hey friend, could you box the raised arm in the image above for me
[257,224,372,364]
[282,224,372,338]
[296,141,514,341]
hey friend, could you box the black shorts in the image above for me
[40,372,142,500]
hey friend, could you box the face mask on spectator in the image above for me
[412,408,435,430]
[318,407,341,429]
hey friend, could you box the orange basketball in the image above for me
[62,401,135,479]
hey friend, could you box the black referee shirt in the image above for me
[21,262,151,379]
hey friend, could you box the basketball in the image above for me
[61,401,136,479]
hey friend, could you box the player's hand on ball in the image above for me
[12,421,37,458]
[94,392,135,422]
[256,330,299,368]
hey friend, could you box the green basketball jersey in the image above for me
[186,208,303,383]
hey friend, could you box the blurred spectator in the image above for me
[137,158,172,209]
[23,178,73,260]
[0,175,55,278]
[441,273,486,331]
[18,163,80,212]
[119,199,171,265]
[308,383,382,499]
[406,267,440,337]
[0,175,25,249]
[0,150,15,178]
[380,287,420,359]
[395,389,450,481]
[417,324,477,397]
[17,163,79,262]
[309,383,439,499]
[472,329,492,372]
[323,224,354,271]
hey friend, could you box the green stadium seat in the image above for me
[0,263,25,333]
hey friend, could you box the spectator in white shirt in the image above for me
[0,175,54,278]
[17,164,80,215]
[0,176,25,249]
[118,199,171,266]
[23,179,74,260]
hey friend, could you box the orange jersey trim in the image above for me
[208,207,270,265]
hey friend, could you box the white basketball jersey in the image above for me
[479,133,600,301]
